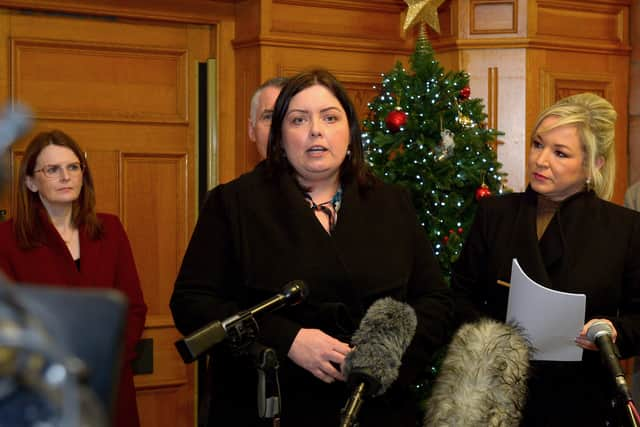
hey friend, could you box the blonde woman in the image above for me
[452,93,640,426]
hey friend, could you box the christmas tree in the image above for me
[363,26,507,279]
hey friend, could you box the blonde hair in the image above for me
[531,93,617,200]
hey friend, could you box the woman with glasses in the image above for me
[0,129,147,427]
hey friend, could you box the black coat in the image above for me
[452,187,640,426]
[170,163,453,426]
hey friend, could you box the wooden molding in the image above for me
[11,38,188,124]
[274,0,404,13]
[233,34,414,55]
[431,36,630,55]
[534,0,628,46]
[540,70,614,110]
[470,0,517,34]
[487,66,502,152]
[0,0,235,24]
[277,66,382,85]
[488,66,499,129]
[145,314,178,329]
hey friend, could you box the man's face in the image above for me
[248,86,282,159]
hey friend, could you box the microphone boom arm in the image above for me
[174,280,308,364]
[175,311,259,364]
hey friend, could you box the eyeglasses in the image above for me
[33,162,84,179]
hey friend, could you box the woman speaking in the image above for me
[171,69,453,426]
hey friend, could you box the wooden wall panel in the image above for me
[540,71,613,107]
[535,1,624,43]
[136,327,194,427]
[470,1,517,34]
[12,39,187,123]
[136,327,191,389]
[0,10,210,427]
[0,0,236,24]
[87,150,120,216]
[121,153,187,321]
[234,47,261,177]
[209,20,236,187]
[271,2,403,42]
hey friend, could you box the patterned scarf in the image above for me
[304,186,343,233]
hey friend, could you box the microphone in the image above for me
[340,298,417,427]
[175,280,309,363]
[424,319,531,426]
[586,321,633,402]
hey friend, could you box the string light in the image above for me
[363,38,506,279]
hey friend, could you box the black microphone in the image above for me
[175,280,309,363]
[340,298,417,427]
[586,321,633,402]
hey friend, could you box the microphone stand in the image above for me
[251,342,282,426]
[177,316,285,425]
[340,382,365,427]
[618,389,640,427]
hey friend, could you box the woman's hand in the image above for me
[575,318,617,351]
[288,328,351,383]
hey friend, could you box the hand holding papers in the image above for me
[506,259,586,361]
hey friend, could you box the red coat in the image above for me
[0,213,147,427]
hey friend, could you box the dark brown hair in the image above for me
[15,129,102,249]
[266,68,378,190]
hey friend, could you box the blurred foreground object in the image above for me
[0,281,126,427]
[0,104,32,151]
[424,319,531,427]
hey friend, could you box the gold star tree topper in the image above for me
[403,0,446,33]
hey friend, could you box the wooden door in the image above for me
[0,10,212,427]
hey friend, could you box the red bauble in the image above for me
[459,86,471,100]
[475,183,492,200]
[385,108,408,133]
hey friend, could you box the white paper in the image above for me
[506,259,586,361]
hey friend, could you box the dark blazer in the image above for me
[170,162,453,427]
[0,213,147,427]
[452,187,640,426]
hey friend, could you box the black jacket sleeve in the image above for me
[170,185,303,358]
